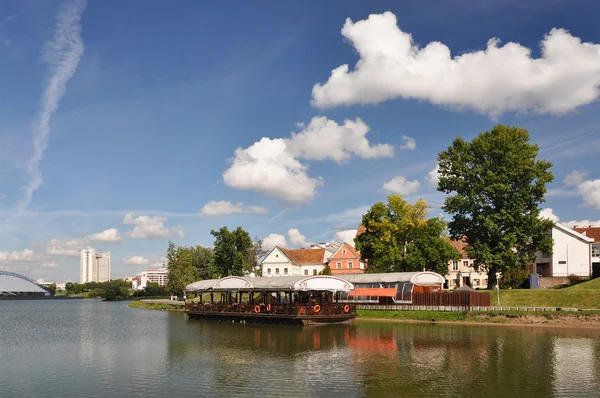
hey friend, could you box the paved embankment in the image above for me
[357,304,598,312]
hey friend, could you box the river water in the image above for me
[1,300,599,397]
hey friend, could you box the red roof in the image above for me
[573,227,600,243]
[279,247,325,264]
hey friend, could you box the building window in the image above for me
[593,246,600,257]
[276,254,278,258]
[474,279,479,286]
[313,269,317,275]
[462,260,469,268]
[275,268,280,275]
[267,268,271,275]
[342,249,346,254]
[304,269,308,276]
[336,262,342,269]
[452,261,458,271]
[348,261,353,269]
[284,268,288,275]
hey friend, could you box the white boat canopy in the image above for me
[336,272,445,287]
[186,275,354,293]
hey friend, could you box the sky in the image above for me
[1,0,600,282]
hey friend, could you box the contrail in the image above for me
[14,0,86,215]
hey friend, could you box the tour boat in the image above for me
[184,275,356,326]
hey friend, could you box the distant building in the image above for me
[261,247,328,277]
[329,242,366,275]
[572,226,600,275]
[446,238,488,289]
[80,249,111,283]
[132,269,169,290]
[533,223,593,277]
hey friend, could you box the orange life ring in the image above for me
[313,305,321,313]
[254,305,261,313]
[343,305,350,313]
[266,304,272,312]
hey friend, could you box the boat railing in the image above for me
[186,302,355,316]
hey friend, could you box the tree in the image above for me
[319,265,332,275]
[191,245,215,280]
[437,124,554,289]
[355,195,459,274]
[166,241,198,297]
[211,226,253,277]
[247,237,267,276]
[102,288,117,301]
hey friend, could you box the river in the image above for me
[1,300,599,397]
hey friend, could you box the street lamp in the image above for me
[495,272,501,307]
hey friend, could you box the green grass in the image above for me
[128,301,185,311]
[566,277,600,290]
[488,287,600,309]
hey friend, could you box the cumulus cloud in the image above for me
[41,261,59,268]
[311,12,600,117]
[0,249,35,261]
[45,246,81,257]
[333,229,357,245]
[223,137,322,205]
[559,170,600,210]
[539,208,559,222]
[223,117,393,205]
[123,212,185,239]
[286,116,394,163]
[123,256,150,265]
[563,219,600,228]
[425,164,440,187]
[287,228,311,248]
[15,1,86,214]
[564,170,587,187]
[262,233,288,250]
[86,228,123,243]
[199,200,269,217]
[399,136,416,150]
[382,176,421,195]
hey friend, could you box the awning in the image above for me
[348,288,397,297]
[186,275,354,293]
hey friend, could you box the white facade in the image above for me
[534,223,593,277]
[261,247,325,277]
[132,269,169,290]
[80,249,111,283]
[446,258,488,289]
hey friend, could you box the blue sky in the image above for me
[1,0,599,282]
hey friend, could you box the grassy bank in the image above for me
[128,301,185,311]
[357,309,600,328]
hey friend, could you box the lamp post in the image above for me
[495,272,501,307]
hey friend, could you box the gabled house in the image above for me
[533,223,594,277]
[261,247,326,277]
[446,238,488,289]
[328,242,365,275]
[572,226,600,275]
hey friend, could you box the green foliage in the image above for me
[319,265,332,275]
[437,124,554,288]
[248,237,268,277]
[355,195,460,274]
[102,288,117,301]
[38,283,56,295]
[211,226,254,277]
[165,241,215,296]
[65,279,132,299]
[499,266,530,289]
[88,288,104,297]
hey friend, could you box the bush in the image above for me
[500,267,530,289]
[568,274,583,283]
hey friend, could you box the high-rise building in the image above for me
[132,269,169,290]
[80,249,111,283]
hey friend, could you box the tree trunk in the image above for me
[487,269,498,290]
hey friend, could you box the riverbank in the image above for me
[357,309,600,329]
[128,301,185,311]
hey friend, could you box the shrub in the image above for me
[500,266,530,289]
[568,274,582,283]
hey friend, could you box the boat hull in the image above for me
[185,310,355,326]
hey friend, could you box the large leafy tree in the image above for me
[247,237,267,276]
[437,124,554,288]
[355,195,459,275]
[211,226,254,277]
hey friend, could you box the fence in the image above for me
[355,291,491,311]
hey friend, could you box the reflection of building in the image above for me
[132,269,169,290]
[80,249,111,283]
[445,238,488,289]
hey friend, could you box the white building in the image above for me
[261,247,327,277]
[132,269,169,290]
[534,223,594,277]
[80,249,111,283]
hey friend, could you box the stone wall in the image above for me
[539,277,570,289]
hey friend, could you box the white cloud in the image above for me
[578,179,600,209]
[382,176,421,195]
[539,208,559,222]
[286,116,393,163]
[287,228,311,248]
[0,249,35,261]
[223,137,322,205]
[199,200,269,217]
[45,247,81,257]
[41,261,59,268]
[262,233,287,250]
[564,170,587,187]
[333,229,357,245]
[123,256,150,265]
[15,1,86,214]
[150,257,167,268]
[311,12,600,117]
[399,136,416,150]
[86,228,123,243]
[563,219,600,228]
[425,164,440,187]
[123,212,185,239]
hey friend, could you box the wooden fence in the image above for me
[412,291,491,308]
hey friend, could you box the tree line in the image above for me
[65,280,132,300]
